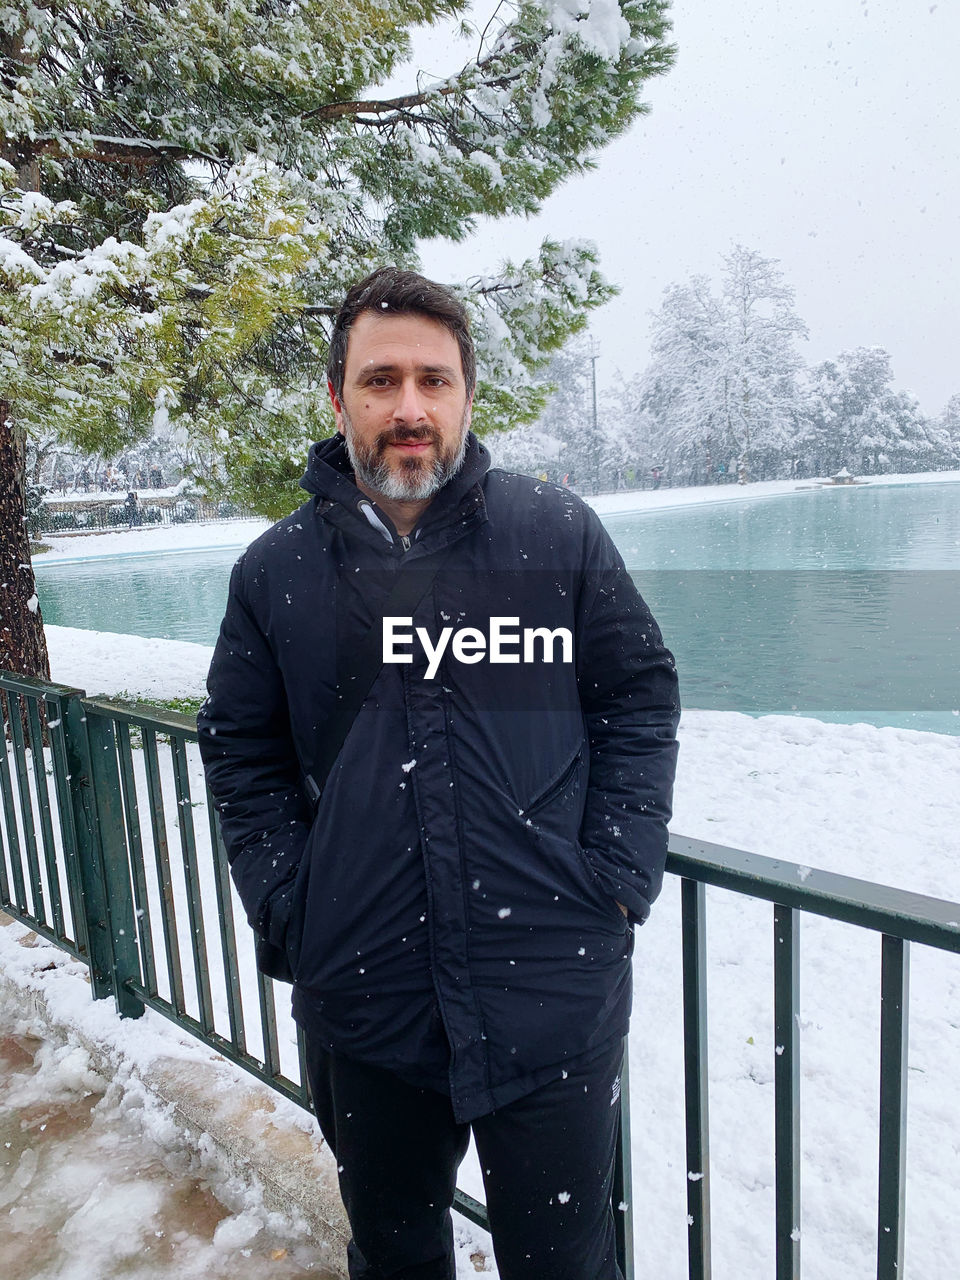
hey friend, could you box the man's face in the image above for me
[329,310,472,503]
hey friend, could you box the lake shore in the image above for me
[34,467,960,562]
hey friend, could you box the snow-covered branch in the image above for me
[32,134,224,168]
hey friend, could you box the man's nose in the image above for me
[392,377,429,424]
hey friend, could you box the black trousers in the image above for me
[303,1038,626,1280]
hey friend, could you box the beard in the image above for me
[343,410,470,502]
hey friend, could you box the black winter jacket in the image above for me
[198,433,679,1122]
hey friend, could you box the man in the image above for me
[198,268,679,1280]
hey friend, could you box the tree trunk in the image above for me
[0,399,51,682]
[1,29,49,699]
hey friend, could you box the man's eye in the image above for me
[367,376,391,387]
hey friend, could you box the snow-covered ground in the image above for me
[588,466,960,518]
[0,1003,336,1280]
[47,626,214,701]
[35,517,269,563]
[31,621,960,1279]
[42,483,189,504]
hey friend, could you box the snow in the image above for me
[0,235,46,281]
[549,0,630,62]
[585,467,960,519]
[0,963,334,1279]
[34,517,270,564]
[46,626,213,701]
[41,480,192,503]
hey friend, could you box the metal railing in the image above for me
[665,837,960,1280]
[2,669,958,1279]
[1,675,311,1104]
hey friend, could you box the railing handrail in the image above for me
[82,693,200,736]
[0,671,87,700]
[667,834,960,953]
[76,684,960,954]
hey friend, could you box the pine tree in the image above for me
[1,1,675,678]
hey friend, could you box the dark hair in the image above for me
[326,267,476,398]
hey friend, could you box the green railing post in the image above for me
[45,688,92,957]
[59,691,114,1000]
[62,697,144,1018]
[774,904,801,1280]
[681,877,712,1280]
[0,690,29,916]
[877,935,909,1279]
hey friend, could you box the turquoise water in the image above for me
[36,546,239,646]
[605,481,960,572]
[605,481,960,734]
[34,481,960,733]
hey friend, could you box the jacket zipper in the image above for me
[399,534,411,552]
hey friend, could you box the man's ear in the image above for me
[328,379,345,434]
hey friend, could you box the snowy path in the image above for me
[0,1020,336,1279]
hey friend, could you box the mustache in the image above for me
[375,426,442,449]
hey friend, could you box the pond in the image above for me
[36,547,242,648]
[605,480,960,735]
[35,481,960,734]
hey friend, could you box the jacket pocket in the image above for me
[572,840,630,930]
[523,746,583,819]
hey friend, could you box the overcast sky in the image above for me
[410,0,958,413]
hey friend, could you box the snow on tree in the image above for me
[0,1,676,679]
[930,393,960,471]
[492,339,589,479]
[628,245,808,483]
[490,337,631,492]
[601,371,661,481]
[799,347,941,476]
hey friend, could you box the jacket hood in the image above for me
[299,431,491,534]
